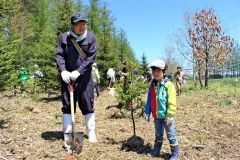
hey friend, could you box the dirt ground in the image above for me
[0,89,239,160]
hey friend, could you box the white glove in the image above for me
[70,70,80,81]
[61,71,71,84]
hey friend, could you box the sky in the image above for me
[82,0,240,67]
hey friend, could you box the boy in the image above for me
[145,59,179,160]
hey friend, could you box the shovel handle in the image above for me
[68,81,75,124]
[68,81,74,92]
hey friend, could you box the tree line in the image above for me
[0,0,144,93]
[1,1,238,93]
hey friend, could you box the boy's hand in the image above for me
[166,117,173,128]
[144,113,150,122]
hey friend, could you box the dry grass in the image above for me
[0,82,240,159]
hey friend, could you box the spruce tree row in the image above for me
[0,0,147,93]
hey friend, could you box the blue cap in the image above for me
[71,12,88,24]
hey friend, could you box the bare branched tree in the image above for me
[175,9,235,88]
[164,46,178,74]
[189,9,234,87]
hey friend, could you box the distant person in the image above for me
[18,67,29,92]
[138,74,145,83]
[115,70,121,81]
[120,61,128,87]
[174,66,184,96]
[33,64,44,80]
[107,65,115,88]
[32,64,44,93]
[91,63,100,97]
[19,67,29,85]
[144,59,179,159]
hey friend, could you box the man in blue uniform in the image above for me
[55,12,97,151]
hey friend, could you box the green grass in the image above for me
[183,78,240,98]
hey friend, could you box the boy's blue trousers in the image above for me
[154,118,178,146]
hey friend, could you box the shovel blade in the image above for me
[67,132,84,154]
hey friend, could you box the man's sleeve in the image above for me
[166,81,177,118]
[55,34,66,72]
[77,36,97,75]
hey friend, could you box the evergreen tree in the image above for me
[73,0,83,12]
[117,29,136,63]
[32,25,58,92]
[96,4,119,84]
[140,53,148,75]
[0,0,141,91]
[27,0,58,92]
[87,0,101,36]
[53,0,74,35]
[0,0,33,90]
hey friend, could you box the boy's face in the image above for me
[152,67,164,81]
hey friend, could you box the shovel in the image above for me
[67,81,83,154]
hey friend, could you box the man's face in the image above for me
[152,67,164,81]
[72,21,87,35]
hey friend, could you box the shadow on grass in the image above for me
[38,95,62,102]
[41,131,86,141]
[0,119,7,129]
[119,135,172,159]
[120,135,151,155]
[41,131,63,141]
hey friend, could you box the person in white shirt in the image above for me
[107,65,115,88]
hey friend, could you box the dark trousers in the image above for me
[107,78,114,88]
[61,75,94,115]
[93,82,100,97]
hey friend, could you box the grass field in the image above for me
[0,79,239,160]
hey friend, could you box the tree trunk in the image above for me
[237,69,240,78]
[193,63,196,88]
[197,61,203,88]
[129,68,136,136]
[198,70,203,88]
[222,66,225,78]
[193,61,196,81]
[130,101,136,136]
[204,57,209,88]
[213,68,216,78]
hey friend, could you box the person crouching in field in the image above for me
[144,59,179,160]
